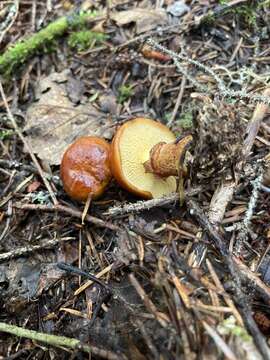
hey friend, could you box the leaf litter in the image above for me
[0,1,270,359]
[24,70,108,165]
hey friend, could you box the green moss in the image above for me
[0,16,67,74]
[217,0,259,27]
[177,111,194,130]
[0,11,98,76]
[117,85,134,104]
[218,316,251,342]
[70,10,98,28]
[68,31,107,51]
[202,11,216,25]
[0,129,13,140]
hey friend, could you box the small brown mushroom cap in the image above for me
[110,118,178,199]
[60,137,111,202]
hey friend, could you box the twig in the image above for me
[135,319,160,359]
[0,174,34,208]
[0,0,19,44]
[129,273,169,328]
[234,257,270,304]
[147,40,270,106]
[103,187,201,217]
[206,259,243,326]
[0,81,58,205]
[57,262,111,290]
[187,199,270,360]
[168,76,186,128]
[234,170,264,254]
[243,89,270,158]
[202,321,237,360]
[13,202,119,231]
[208,183,236,226]
[0,237,74,262]
[208,88,270,228]
[0,322,126,360]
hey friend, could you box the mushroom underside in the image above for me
[117,119,177,198]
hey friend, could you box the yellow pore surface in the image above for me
[118,118,177,198]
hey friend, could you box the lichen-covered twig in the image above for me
[0,322,125,360]
[147,39,270,106]
[207,88,270,228]
[234,169,264,254]
[0,237,74,262]
[103,187,201,217]
[0,1,19,44]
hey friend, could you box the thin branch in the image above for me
[0,237,75,262]
[0,81,58,205]
[147,39,270,106]
[187,199,270,360]
[13,202,119,231]
[0,322,126,360]
[103,187,201,217]
[208,88,270,228]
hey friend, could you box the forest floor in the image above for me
[0,0,270,359]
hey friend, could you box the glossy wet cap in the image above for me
[61,137,111,202]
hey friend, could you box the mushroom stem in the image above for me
[144,135,193,177]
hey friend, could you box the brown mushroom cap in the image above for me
[110,118,178,199]
[60,137,111,202]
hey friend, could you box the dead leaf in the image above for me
[24,70,107,165]
[111,8,168,34]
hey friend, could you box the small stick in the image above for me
[168,76,186,128]
[58,262,111,291]
[0,322,126,360]
[74,264,113,296]
[103,187,201,217]
[233,257,270,304]
[243,88,270,160]
[208,88,270,228]
[0,237,74,262]
[202,321,237,360]
[129,273,169,328]
[187,199,270,360]
[0,0,19,44]
[81,194,92,224]
[59,263,141,318]
[0,81,58,205]
[13,202,119,231]
[206,259,243,326]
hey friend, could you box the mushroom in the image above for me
[60,137,111,202]
[110,118,192,199]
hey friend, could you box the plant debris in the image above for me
[25,70,108,165]
[0,1,270,359]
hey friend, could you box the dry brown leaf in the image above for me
[24,70,107,165]
[111,8,168,34]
